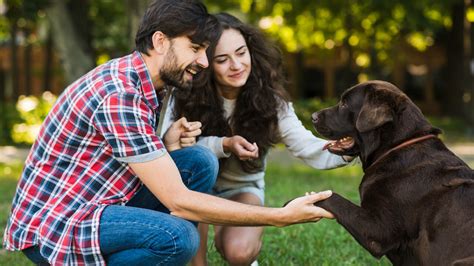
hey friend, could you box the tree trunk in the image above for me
[46,0,94,84]
[445,2,466,117]
[9,18,19,101]
[24,28,32,95]
[126,0,152,50]
[0,69,8,144]
[43,28,53,93]
[466,0,474,129]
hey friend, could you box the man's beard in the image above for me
[160,46,194,90]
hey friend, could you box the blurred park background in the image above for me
[0,0,473,265]
[0,0,473,146]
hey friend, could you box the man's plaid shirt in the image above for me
[3,51,167,265]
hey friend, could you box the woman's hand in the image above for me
[163,117,202,151]
[222,135,259,161]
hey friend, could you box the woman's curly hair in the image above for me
[173,12,290,173]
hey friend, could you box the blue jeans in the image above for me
[23,145,218,266]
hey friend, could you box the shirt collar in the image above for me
[131,51,160,110]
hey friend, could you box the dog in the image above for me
[310,80,474,265]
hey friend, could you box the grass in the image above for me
[0,162,33,266]
[0,160,390,265]
[206,163,390,265]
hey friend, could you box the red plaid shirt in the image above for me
[3,51,166,265]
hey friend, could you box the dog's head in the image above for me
[313,80,441,167]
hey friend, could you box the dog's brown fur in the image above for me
[311,80,474,265]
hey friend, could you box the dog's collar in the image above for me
[366,134,438,170]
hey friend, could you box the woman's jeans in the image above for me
[23,145,218,266]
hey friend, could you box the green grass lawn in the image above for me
[0,162,33,266]
[206,163,390,265]
[0,161,390,265]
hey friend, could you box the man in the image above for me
[3,0,333,265]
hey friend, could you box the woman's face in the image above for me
[212,29,251,92]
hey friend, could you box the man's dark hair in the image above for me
[135,0,218,55]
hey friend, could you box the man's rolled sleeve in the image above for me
[93,92,166,162]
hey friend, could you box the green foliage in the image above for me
[203,0,461,74]
[0,0,130,58]
[0,0,49,43]
[89,0,129,56]
[0,102,21,145]
[10,92,56,145]
[427,116,474,143]
[292,98,338,136]
[1,0,469,87]
[0,14,8,41]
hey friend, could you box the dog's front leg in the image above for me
[315,193,398,258]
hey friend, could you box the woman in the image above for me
[167,13,352,265]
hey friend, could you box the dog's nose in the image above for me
[312,112,319,123]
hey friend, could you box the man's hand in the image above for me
[163,117,202,151]
[278,190,334,227]
[222,135,259,161]
[130,155,333,227]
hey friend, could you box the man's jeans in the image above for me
[23,145,218,266]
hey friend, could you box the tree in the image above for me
[45,0,94,83]
[464,0,474,128]
[1,0,49,144]
[126,0,152,49]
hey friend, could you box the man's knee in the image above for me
[190,145,218,173]
[173,220,200,262]
[150,219,200,264]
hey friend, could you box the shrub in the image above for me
[292,97,338,136]
[11,92,57,145]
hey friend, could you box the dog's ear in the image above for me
[356,94,393,133]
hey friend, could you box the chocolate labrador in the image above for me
[310,80,474,265]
